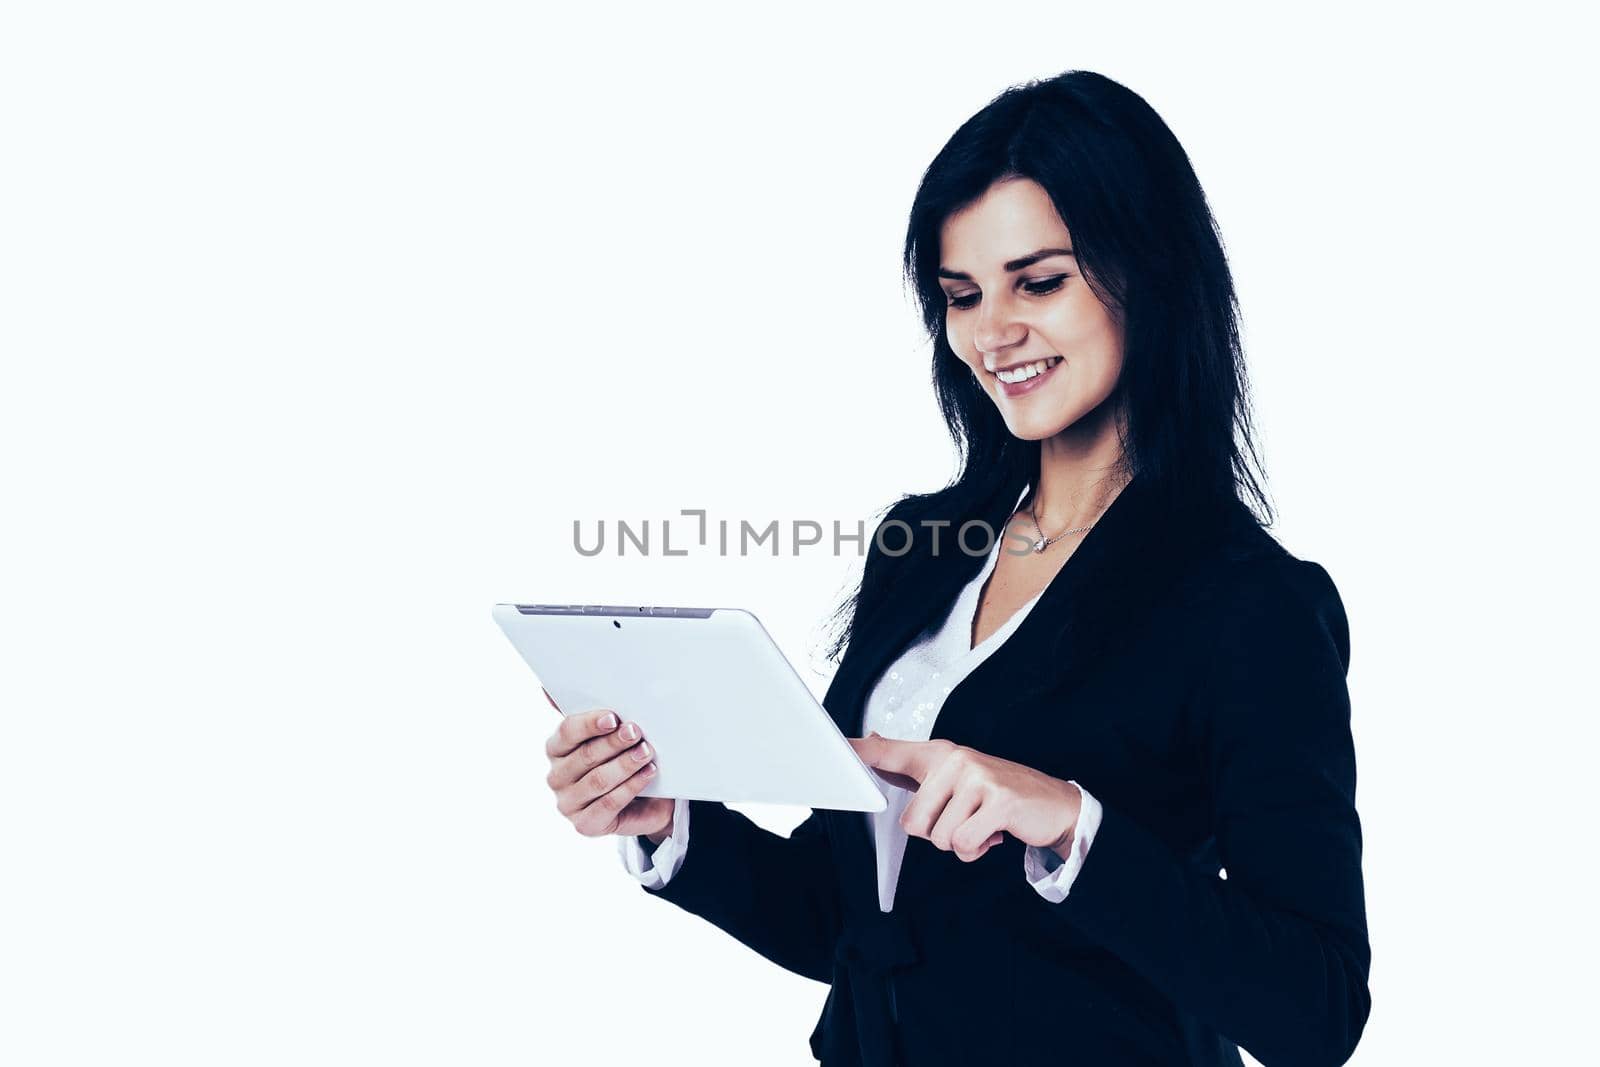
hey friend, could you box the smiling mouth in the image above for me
[990,356,1063,384]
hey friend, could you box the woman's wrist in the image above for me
[643,806,675,847]
[1047,782,1083,861]
[1047,824,1076,862]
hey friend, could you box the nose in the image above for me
[972,294,1025,359]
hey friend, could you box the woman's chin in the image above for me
[999,410,1072,441]
[996,388,1121,443]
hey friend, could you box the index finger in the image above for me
[545,707,619,759]
[849,734,939,785]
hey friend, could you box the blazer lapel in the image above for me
[928,468,1177,750]
[881,471,1205,909]
[819,469,1226,914]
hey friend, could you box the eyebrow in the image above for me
[937,247,1075,281]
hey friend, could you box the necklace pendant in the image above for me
[1033,537,1048,553]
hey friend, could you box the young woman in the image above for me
[542,69,1371,1067]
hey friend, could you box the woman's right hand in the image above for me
[543,690,675,845]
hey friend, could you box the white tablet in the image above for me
[493,603,887,813]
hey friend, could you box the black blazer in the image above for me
[634,471,1371,1067]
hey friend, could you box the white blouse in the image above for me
[620,483,1105,913]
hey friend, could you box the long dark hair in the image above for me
[812,69,1273,669]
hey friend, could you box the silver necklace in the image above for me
[1026,494,1108,553]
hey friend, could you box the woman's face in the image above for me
[937,177,1125,442]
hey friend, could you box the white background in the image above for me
[3,3,1595,1064]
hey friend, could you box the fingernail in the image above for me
[600,712,618,730]
[620,722,639,741]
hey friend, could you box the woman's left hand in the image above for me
[849,733,1081,863]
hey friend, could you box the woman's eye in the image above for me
[944,275,1069,310]
[1022,274,1068,296]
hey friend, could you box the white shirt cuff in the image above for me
[618,798,691,889]
[1022,781,1103,903]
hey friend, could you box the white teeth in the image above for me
[995,357,1062,384]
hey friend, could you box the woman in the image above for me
[542,69,1370,1067]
